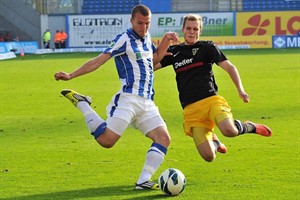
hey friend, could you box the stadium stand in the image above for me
[81,0,300,14]
[243,0,300,11]
[82,0,140,14]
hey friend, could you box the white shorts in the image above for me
[106,93,166,136]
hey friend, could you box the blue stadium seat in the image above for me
[242,0,300,11]
[82,0,142,14]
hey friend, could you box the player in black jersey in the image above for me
[155,14,272,162]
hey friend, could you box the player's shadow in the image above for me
[1,185,170,200]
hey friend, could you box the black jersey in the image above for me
[160,41,227,108]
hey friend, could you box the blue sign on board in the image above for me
[273,35,300,48]
[0,41,39,54]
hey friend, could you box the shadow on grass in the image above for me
[1,185,171,200]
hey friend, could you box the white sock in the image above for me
[213,140,219,153]
[77,101,105,133]
[137,145,166,184]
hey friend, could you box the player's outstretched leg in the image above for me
[245,121,272,137]
[212,134,227,154]
[61,89,92,106]
[60,89,106,138]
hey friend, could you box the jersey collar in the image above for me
[127,28,148,42]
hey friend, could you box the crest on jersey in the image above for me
[192,48,199,55]
[108,41,115,48]
[136,52,142,60]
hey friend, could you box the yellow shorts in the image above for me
[191,127,214,147]
[183,95,233,145]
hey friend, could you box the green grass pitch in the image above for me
[0,48,299,199]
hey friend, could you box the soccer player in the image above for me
[155,14,272,162]
[54,5,178,189]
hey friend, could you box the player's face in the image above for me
[131,12,151,38]
[182,20,201,45]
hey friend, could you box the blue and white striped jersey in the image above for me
[103,28,156,100]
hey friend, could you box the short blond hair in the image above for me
[182,14,203,30]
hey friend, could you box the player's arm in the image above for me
[54,53,111,81]
[218,60,250,103]
[153,32,178,65]
[154,51,174,71]
[154,62,163,71]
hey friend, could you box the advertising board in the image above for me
[236,11,300,36]
[67,13,234,48]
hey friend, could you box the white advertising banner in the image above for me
[67,13,234,48]
[67,15,131,48]
[151,12,234,37]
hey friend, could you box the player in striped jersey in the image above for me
[54,5,178,189]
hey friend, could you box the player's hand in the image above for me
[239,91,250,103]
[165,32,179,43]
[54,72,71,81]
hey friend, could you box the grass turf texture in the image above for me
[0,48,299,200]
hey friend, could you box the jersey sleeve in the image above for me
[159,47,173,68]
[103,32,127,57]
[208,41,227,64]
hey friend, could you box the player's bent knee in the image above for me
[157,133,171,147]
[95,135,118,148]
[147,128,171,147]
[221,127,238,137]
[96,140,115,148]
[198,144,216,162]
[201,153,215,162]
[162,133,171,145]
[218,119,238,137]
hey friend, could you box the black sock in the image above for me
[245,123,256,133]
[235,120,256,134]
[234,120,245,134]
